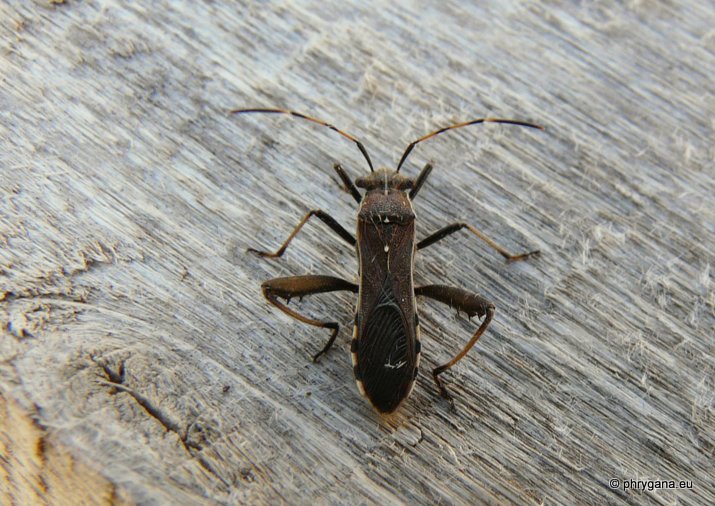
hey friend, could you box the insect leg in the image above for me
[414,284,495,407]
[248,209,356,258]
[409,163,433,200]
[333,164,362,204]
[417,222,539,262]
[262,275,358,361]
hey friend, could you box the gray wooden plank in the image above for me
[1,1,713,504]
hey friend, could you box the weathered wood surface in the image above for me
[1,1,714,504]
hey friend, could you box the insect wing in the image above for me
[356,280,417,413]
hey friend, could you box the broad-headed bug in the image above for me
[234,108,543,413]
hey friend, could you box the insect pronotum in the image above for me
[234,108,543,413]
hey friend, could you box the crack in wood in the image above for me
[94,358,232,489]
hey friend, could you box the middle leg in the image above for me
[248,209,355,258]
[417,222,539,262]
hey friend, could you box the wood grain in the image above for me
[1,1,713,504]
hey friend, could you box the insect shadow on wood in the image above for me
[232,107,544,414]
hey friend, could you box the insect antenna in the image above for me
[396,118,544,173]
[231,108,375,172]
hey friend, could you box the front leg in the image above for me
[333,164,362,204]
[262,275,358,361]
[415,285,495,407]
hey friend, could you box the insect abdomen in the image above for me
[353,288,416,413]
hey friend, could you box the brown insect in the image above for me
[234,108,543,413]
